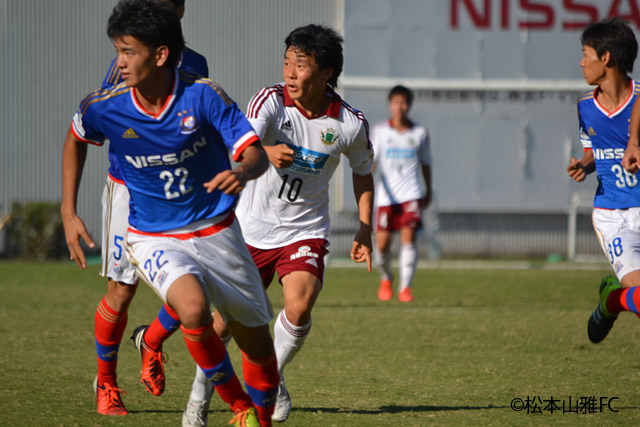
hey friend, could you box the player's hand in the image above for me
[264,144,295,168]
[350,223,372,272]
[204,168,248,195]
[622,144,640,174]
[61,213,95,270]
[566,157,587,182]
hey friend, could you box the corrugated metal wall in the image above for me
[0,0,343,251]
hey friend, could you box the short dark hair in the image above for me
[107,0,185,69]
[285,24,344,89]
[581,17,637,74]
[388,85,414,107]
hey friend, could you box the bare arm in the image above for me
[567,149,595,182]
[422,164,432,208]
[350,172,374,272]
[204,141,269,195]
[623,97,640,173]
[60,126,95,269]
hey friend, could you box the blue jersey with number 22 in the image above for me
[71,70,258,232]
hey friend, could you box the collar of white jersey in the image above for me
[283,85,342,119]
[130,69,179,120]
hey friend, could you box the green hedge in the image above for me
[4,202,67,260]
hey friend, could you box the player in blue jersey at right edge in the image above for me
[61,1,278,426]
[566,17,640,344]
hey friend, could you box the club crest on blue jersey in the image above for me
[180,115,199,134]
[320,128,340,146]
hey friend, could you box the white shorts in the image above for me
[125,213,273,328]
[592,208,640,280]
[100,176,138,285]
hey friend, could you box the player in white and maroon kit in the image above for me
[184,24,375,423]
[372,85,432,303]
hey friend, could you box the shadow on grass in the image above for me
[296,404,507,414]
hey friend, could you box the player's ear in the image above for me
[156,45,170,68]
[320,67,334,85]
[600,51,612,67]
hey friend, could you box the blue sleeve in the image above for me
[71,92,107,145]
[201,81,256,152]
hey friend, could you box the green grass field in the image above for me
[2,261,640,426]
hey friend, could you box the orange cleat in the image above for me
[96,382,128,415]
[398,287,414,302]
[131,325,166,396]
[378,279,393,301]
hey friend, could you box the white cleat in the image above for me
[182,381,214,427]
[271,376,291,422]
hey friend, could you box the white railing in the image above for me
[567,192,594,261]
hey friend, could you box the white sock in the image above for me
[189,332,231,401]
[399,243,417,291]
[374,247,393,282]
[190,364,210,401]
[273,309,311,373]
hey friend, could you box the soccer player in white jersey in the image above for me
[61,1,278,425]
[179,24,375,423]
[371,85,432,303]
[565,18,640,344]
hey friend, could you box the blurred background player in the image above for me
[177,24,375,424]
[61,1,278,425]
[565,17,640,344]
[372,85,432,302]
[71,0,209,416]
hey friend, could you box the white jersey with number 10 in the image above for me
[237,83,374,249]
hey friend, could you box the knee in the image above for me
[106,281,137,311]
[284,301,313,326]
[177,304,211,329]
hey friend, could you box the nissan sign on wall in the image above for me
[342,0,640,213]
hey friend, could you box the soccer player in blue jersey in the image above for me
[73,0,210,417]
[61,1,278,425]
[566,17,640,344]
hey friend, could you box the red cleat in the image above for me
[378,279,393,301]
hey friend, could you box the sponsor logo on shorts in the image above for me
[113,263,122,274]
[305,258,318,268]
[290,246,319,261]
[157,270,168,286]
[615,261,623,274]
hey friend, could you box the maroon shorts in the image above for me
[375,199,422,232]
[248,238,329,289]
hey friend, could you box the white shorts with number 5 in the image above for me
[593,207,640,280]
[100,176,138,285]
[125,213,273,328]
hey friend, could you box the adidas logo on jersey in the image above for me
[122,128,139,138]
[281,120,292,131]
[588,126,597,136]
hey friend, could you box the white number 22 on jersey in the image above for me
[160,167,193,199]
